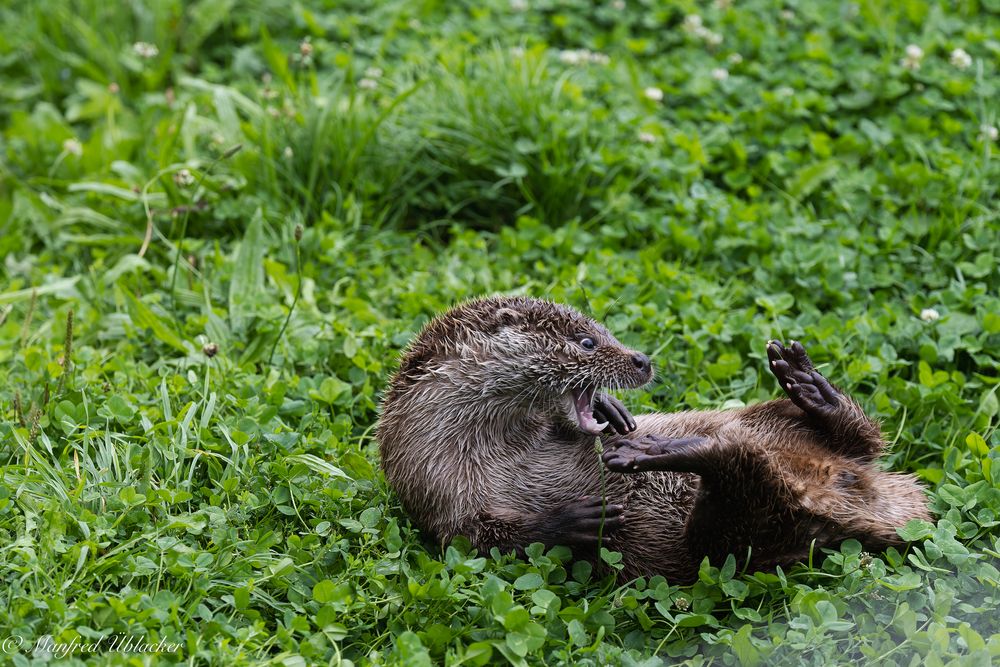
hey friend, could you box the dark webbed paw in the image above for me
[592,393,637,435]
[767,340,842,419]
[545,495,624,546]
[603,435,709,473]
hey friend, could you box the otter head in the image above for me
[391,295,654,435]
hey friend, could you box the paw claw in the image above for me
[592,393,636,436]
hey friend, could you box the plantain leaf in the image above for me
[229,208,267,335]
[123,288,189,354]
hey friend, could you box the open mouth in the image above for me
[568,385,607,435]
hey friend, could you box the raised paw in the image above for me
[602,435,709,474]
[592,393,637,435]
[766,340,842,419]
[549,495,624,546]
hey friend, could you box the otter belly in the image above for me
[605,469,699,581]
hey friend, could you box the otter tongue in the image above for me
[572,386,607,435]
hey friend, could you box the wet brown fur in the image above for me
[377,296,931,582]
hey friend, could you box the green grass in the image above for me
[1,0,999,664]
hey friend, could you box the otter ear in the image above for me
[495,307,524,326]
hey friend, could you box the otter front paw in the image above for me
[767,340,842,419]
[603,435,709,473]
[543,495,623,546]
[592,393,637,435]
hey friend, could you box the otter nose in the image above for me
[631,352,651,374]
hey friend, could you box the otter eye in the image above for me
[579,337,596,351]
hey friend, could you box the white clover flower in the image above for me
[682,14,723,46]
[133,42,159,59]
[980,124,999,142]
[558,49,609,66]
[283,146,294,159]
[510,46,525,58]
[780,9,795,21]
[62,138,82,156]
[299,39,313,58]
[365,66,383,78]
[358,77,378,90]
[711,67,730,81]
[901,44,924,70]
[559,49,583,65]
[920,308,940,322]
[682,14,704,33]
[638,131,657,144]
[510,0,528,10]
[949,48,972,70]
[643,86,664,102]
[173,169,195,187]
[612,0,625,9]
[728,53,743,65]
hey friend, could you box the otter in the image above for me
[377,296,930,582]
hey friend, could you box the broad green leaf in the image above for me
[123,288,189,353]
[284,454,349,480]
[0,277,79,305]
[312,580,337,603]
[513,573,543,590]
[229,208,267,335]
[788,159,839,198]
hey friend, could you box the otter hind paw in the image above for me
[602,435,709,473]
[767,340,842,418]
[592,393,637,435]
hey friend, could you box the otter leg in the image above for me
[592,393,637,435]
[602,435,711,473]
[535,495,625,547]
[766,340,884,460]
[767,340,841,420]
[604,429,809,571]
[476,496,624,556]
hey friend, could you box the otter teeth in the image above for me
[571,385,607,435]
